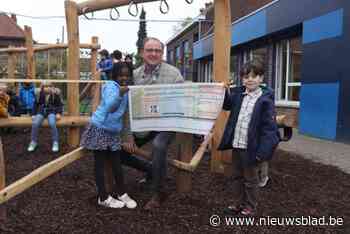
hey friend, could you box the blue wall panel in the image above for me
[299,83,339,140]
[232,10,267,46]
[193,35,213,59]
[303,9,343,44]
[267,0,342,34]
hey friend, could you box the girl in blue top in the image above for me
[80,62,137,209]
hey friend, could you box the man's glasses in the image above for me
[144,48,163,54]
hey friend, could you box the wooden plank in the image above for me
[0,116,89,128]
[0,137,6,222]
[65,0,81,147]
[77,0,159,15]
[176,133,193,193]
[0,147,87,205]
[7,49,16,81]
[0,79,106,84]
[90,37,100,112]
[211,0,232,174]
[0,43,100,53]
[24,26,35,79]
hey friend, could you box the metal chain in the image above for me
[109,7,120,20]
[159,0,169,14]
[128,1,139,17]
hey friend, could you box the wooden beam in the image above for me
[0,147,87,205]
[0,137,6,222]
[77,0,159,15]
[7,48,16,81]
[0,79,106,84]
[0,116,89,128]
[90,37,100,112]
[24,26,35,79]
[65,0,81,147]
[211,0,232,174]
[0,43,100,54]
[176,133,193,193]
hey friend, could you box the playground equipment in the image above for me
[0,0,294,224]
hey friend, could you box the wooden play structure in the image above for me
[0,0,293,223]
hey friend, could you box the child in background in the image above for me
[80,62,137,209]
[111,49,123,64]
[97,49,113,80]
[218,59,280,216]
[0,83,9,118]
[27,81,63,153]
[19,82,36,115]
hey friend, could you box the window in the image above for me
[275,37,302,105]
[230,54,239,83]
[183,40,191,80]
[175,46,181,69]
[167,50,174,65]
[251,47,269,83]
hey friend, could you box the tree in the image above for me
[172,17,193,35]
[135,7,147,67]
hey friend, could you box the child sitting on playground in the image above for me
[80,62,137,209]
[218,59,280,216]
[0,83,10,118]
[19,82,36,115]
[27,81,63,153]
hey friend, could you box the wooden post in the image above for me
[0,137,6,223]
[24,26,35,79]
[176,133,193,193]
[7,49,16,79]
[90,36,100,112]
[7,48,18,94]
[211,0,232,174]
[65,0,81,147]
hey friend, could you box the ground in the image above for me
[0,129,349,234]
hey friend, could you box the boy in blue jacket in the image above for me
[19,82,36,115]
[218,59,280,216]
[97,49,113,80]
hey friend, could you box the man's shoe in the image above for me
[223,205,243,216]
[118,193,137,209]
[258,176,269,188]
[52,141,59,152]
[27,141,37,152]
[144,195,161,210]
[98,195,124,208]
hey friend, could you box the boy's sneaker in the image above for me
[258,176,269,188]
[118,193,137,209]
[240,207,256,216]
[98,195,124,208]
[52,141,59,152]
[27,141,38,152]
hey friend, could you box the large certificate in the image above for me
[128,83,225,135]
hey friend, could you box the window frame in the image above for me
[275,38,301,107]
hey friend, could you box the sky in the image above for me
[1,0,210,55]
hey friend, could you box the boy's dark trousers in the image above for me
[94,150,125,201]
[231,149,259,211]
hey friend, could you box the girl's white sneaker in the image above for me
[98,195,124,208]
[118,193,137,209]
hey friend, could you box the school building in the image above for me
[166,0,350,143]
